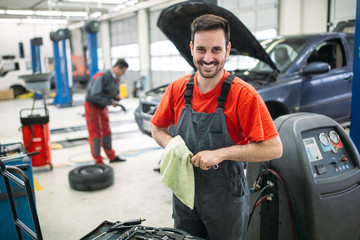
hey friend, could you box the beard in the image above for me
[194,59,225,79]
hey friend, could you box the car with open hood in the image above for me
[134,1,354,136]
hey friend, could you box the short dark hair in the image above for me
[113,58,129,69]
[190,14,230,46]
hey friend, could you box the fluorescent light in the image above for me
[21,19,45,24]
[114,4,126,11]
[6,10,35,15]
[35,11,62,16]
[67,0,90,2]
[98,0,125,3]
[0,18,66,25]
[0,18,21,23]
[0,10,5,14]
[90,12,102,18]
[126,0,138,6]
[68,0,124,3]
[62,11,88,17]
[46,19,68,24]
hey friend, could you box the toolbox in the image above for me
[81,219,204,240]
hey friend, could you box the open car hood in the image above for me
[157,1,279,73]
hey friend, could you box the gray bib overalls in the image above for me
[173,74,250,240]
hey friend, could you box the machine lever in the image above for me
[27,151,40,157]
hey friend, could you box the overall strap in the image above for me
[217,74,236,109]
[184,73,196,105]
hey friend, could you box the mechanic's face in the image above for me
[190,28,231,80]
[114,66,128,77]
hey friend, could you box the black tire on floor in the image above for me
[68,165,114,191]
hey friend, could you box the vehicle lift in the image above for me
[350,0,360,150]
[50,28,73,107]
[85,20,100,81]
[30,37,43,74]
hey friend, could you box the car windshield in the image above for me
[226,37,309,80]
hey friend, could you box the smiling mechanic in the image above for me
[151,14,283,240]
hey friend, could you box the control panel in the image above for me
[302,127,355,181]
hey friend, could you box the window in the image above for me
[308,39,346,69]
[346,36,354,59]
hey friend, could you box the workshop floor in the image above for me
[0,86,173,240]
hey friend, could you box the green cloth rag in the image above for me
[160,135,194,210]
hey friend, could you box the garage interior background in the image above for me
[0,0,359,239]
[0,0,356,93]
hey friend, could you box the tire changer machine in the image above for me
[246,113,360,240]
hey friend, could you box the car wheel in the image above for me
[68,164,114,191]
[11,85,27,98]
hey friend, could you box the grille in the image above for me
[141,103,157,115]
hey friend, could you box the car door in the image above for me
[299,38,352,123]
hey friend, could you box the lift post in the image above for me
[30,37,43,74]
[350,0,360,150]
[85,20,100,81]
[50,29,73,107]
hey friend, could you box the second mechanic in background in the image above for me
[84,58,129,165]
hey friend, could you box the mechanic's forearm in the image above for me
[151,126,172,148]
[217,135,283,163]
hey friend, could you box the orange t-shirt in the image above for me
[151,71,278,145]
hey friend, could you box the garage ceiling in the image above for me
[0,0,140,23]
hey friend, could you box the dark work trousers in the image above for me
[173,76,249,240]
[84,101,116,164]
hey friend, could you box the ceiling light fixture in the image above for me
[46,19,68,24]
[0,18,21,23]
[126,0,138,6]
[61,11,88,17]
[35,11,62,16]
[114,4,126,11]
[67,0,122,3]
[90,11,102,18]
[21,19,45,24]
[6,10,35,15]
[0,18,67,25]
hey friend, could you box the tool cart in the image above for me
[0,142,43,240]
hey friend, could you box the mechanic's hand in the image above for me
[113,95,121,101]
[191,150,222,170]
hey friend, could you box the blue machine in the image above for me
[85,20,100,81]
[0,143,38,240]
[50,29,73,107]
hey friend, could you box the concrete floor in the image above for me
[0,86,173,239]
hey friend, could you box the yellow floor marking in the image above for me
[51,142,64,150]
[33,177,43,192]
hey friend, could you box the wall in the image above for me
[0,22,67,60]
[279,0,328,35]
